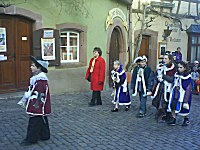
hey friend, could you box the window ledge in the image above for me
[55,62,86,69]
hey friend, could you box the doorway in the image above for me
[0,15,33,93]
[139,35,150,61]
[109,27,123,87]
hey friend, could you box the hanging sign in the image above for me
[41,38,56,60]
[106,8,128,31]
[0,28,7,52]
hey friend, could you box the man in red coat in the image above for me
[85,47,106,106]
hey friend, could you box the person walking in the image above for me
[151,53,176,122]
[131,56,154,117]
[20,56,51,146]
[111,60,131,112]
[167,61,192,126]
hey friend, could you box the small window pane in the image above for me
[60,37,67,46]
[70,37,78,46]
[70,47,78,60]
[61,47,68,60]
[191,46,197,62]
[70,32,78,36]
[192,36,197,44]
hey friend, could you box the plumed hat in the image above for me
[30,56,49,73]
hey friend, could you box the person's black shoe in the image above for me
[20,139,36,146]
[182,118,190,126]
[167,117,176,126]
[96,102,102,105]
[88,102,95,107]
[125,107,129,111]
[111,108,118,112]
[137,113,145,118]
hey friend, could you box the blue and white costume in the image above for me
[167,72,192,116]
[111,66,131,106]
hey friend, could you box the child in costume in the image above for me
[191,67,199,94]
[131,56,154,117]
[111,60,131,112]
[151,53,176,121]
[196,77,200,94]
[20,56,51,146]
[167,61,192,126]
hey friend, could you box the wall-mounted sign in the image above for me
[43,30,54,38]
[22,36,28,41]
[168,37,181,42]
[41,38,56,60]
[0,28,7,52]
[106,8,128,31]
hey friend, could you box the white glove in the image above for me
[24,91,31,99]
[146,92,152,96]
[158,77,163,82]
[183,103,189,110]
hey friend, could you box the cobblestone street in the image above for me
[0,91,200,150]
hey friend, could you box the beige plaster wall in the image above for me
[132,0,197,64]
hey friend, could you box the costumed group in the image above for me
[18,47,194,146]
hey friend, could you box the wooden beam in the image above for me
[174,0,200,3]
[132,8,200,20]
[176,0,181,15]
[188,0,191,15]
[138,0,140,10]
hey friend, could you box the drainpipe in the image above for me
[126,4,133,71]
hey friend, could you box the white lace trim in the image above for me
[30,72,48,85]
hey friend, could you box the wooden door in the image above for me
[109,28,120,87]
[0,15,33,93]
[16,17,33,90]
[0,16,17,92]
[139,35,149,57]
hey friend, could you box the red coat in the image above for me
[85,56,106,91]
[26,73,51,116]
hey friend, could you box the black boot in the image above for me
[182,117,190,126]
[111,108,118,112]
[162,112,171,123]
[88,102,95,107]
[167,117,176,126]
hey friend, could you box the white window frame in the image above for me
[60,31,79,63]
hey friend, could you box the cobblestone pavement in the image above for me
[0,90,200,150]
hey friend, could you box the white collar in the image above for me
[30,72,48,85]
[174,72,191,80]
[157,63,175,71]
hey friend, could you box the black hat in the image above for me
[30,56,49,73]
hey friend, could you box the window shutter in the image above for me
[33,28,60,66]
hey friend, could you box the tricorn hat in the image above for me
[141,55,147,62]
[133,56,143,63]
[30,56,49,73]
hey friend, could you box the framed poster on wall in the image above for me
[0,28,7,52]
[158,42,167,58]
[41,38,56,60]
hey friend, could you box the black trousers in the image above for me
[91,91,102,104]
[26,116,50,143]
